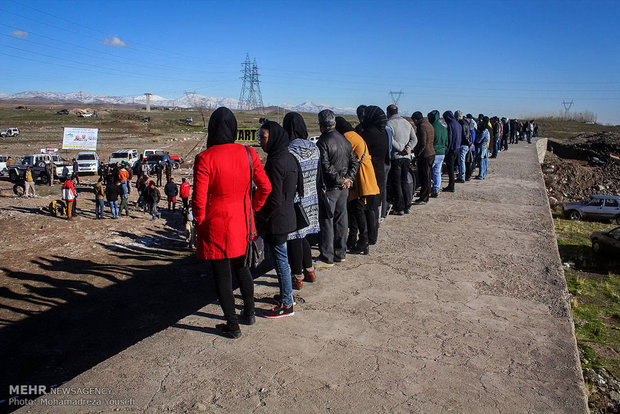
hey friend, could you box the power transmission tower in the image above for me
[389,90,404,106]
[238,53,264,112]
[562,100,574,119]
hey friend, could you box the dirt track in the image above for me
[2,139,588,413]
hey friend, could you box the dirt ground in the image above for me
[1,139,588,413]
[542,132,620,208]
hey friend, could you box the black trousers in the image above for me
[182,197,189,211]
[500,134,509,151]
[389,158,413,211]
[210,255,254,327]
[287,236,313,275]
[417,155,434,202]
[348,195,378,248]
[156,173,162,186]
[444,151,457,190]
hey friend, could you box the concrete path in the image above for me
[21,140,588,413]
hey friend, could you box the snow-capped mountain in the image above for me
[0,91,355,114]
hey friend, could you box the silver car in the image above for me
[563,195,620,223]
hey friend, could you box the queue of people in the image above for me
[190,105,527,339]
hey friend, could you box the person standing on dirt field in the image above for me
[180,178,191,211]
[411,111,435,204]
[146,180,161,220]
[314,109,359,268]
[500,117,510,151]
[442,111,462,193]
[164,177,178,211]
[118,164,130,198]
[386,104,417,214]
[155,160,163,187]
[24,167,35,197]
[45,160,54,186]
[72,158,80,185]
[428,110,447,198]
[165,160,172,184]
[106,180,120,218]
[62,175,77,220]
[94,177,105,219]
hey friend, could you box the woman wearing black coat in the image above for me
[359,105,389,229]
[255,121,299,318]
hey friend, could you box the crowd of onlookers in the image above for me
[189,106,538,338]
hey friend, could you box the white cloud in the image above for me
[12,30,28,39]
[101,35,128,47]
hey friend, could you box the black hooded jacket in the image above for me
[258,121,298,236]
[360,105,389,188]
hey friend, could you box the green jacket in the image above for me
[428,110,448,155]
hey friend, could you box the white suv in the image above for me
[109,149,139,167]
[76,151,100,173]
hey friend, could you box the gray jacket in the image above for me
[387,115,417,160]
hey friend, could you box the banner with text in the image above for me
[62,127,99,150]
[237,128,258,142]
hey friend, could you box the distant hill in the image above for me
[0,91,356,115]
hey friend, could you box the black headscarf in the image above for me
[335,116,354,135]
[261,121,290,155]
[361,105,387,130]
[356,105,367,123]
[282,112,308,141]
[207,107,237,148]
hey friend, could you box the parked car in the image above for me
[50,153,70,178]
[563,195,620,224]
[8,153,53,184]
[109,149,139,168]
[0,155,8,175]
[143,149,182,169]
[590,226,620,255]
[76,151,100,174]
[146,153,176,171]
[1,128,20,137]
[56,109,70,115]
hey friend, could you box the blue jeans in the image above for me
[431,154,445,193]
[109,200,118,218]
[477,149,488,179]
[458,145,469,180]
[150,203,159,219]
[253,239,293,307]
[96,198,105,218]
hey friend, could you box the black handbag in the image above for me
[243,147,265,268]
[293,157,310,231]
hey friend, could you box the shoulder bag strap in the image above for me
[245,146,254,241]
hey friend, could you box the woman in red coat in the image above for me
[192,107,271,338]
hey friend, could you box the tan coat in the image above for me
[344,131,380,201]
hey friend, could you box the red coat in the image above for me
[192,143,271,260]
[180,182,191,198]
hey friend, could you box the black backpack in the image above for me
[459,120,472,146]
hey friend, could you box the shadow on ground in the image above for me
[0,228,220,408]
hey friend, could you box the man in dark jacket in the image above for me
[72,158,80,185]
[315,109,359,268]
[164,177,178,211]
[155,160,163,186]
[442,111,461,192]
[500,117,510,151]
[412,112,435,204]
[165,160,172,184]
[255,121,299,318]
[455,110,472,183]
[146,180,161,220]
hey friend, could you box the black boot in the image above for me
[216,322,241,339]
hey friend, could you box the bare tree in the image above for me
[185,91,212,127]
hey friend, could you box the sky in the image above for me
[1,0,619,124]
